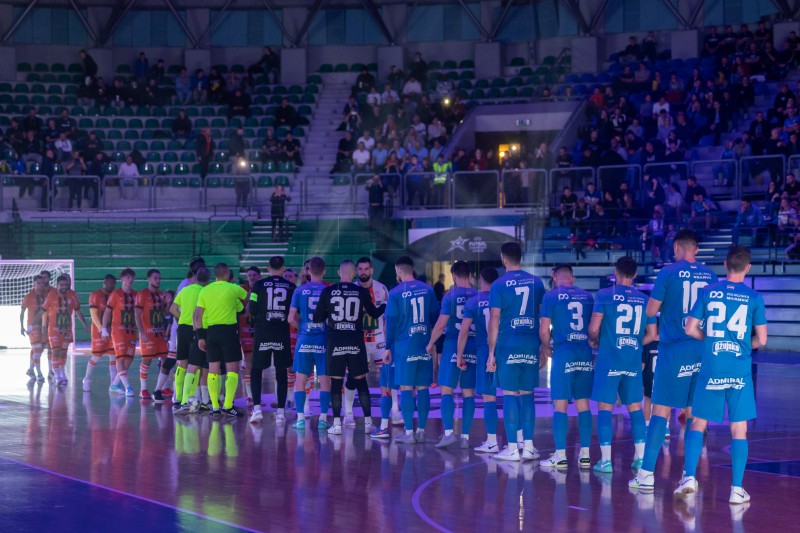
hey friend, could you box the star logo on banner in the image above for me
[447,236,469,253]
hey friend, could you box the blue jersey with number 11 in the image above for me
[489,269,545,342]
[386,280,438,355]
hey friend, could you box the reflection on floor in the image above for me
[1,348,799,532]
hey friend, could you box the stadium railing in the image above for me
[452,170,501,208]
[501,168,548,209]
[690,159,739,201]
[643,161,690,185]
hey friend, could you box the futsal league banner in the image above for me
[408,226,518,261]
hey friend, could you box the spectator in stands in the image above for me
[333,132,354,174]
[231,156,251,210]
[227,89,251,119]
[786,173,800,200]
[150,58,165,83]
[20,130,42,165]
[381,83,399,104]
[21,108,43,135]
[229,128,246,159]
[175,68,191,105]
[270,185,291,242]
[79,50,97,86]
[191,69,208,104]
[225,72,244,99]
[689,191,717,231]
[754,21,772,49]
[80,131,104,162]
[86,151,105,208]
[620,36,642,62]
[261,128,281,165]
[134,52,149,83]
[65,150,87,209]
[118,154,140,200]
[251,46,280,84]
[777,197,797,245]
[366,86,381,107]
[404,154,426,207]
[402,76,422,98]
[108,79,125,108]
[644,174,666,213]
[274,98,299,130]
[559,186,578,225]
[143,78,165,107]
[435,74,454,103]
[684,175,706,206]
[195,129,213,183]
[388,65,404,93]
[281,131,302,167]
[737,24,754,53]
[704,26,721,57]
[171,110,192,141]
[357,130,375,152]
[352,142,371,174]
[409,53,428,85]
[54,132,72,162]
[642,31,658,61]
[733,199,764,244]
[366,174,385,221]
[665,182,683,222]
[713,140,736,186]
[371,140,388,171]
[353,68,375,96]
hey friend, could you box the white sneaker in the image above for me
[304,405,312,417]
[390,410,404,426]
[674,475,698,497]
[328,424,343,435]
[275,411,286,424]
[474,441,499,454]
[521,447,538,461]
[249,409,263,424]
[540,453,568,469]
[82,378,91,392]
[343,414,356,427]
[729,486,751,505]
[494,445,521,462]
[364,421,374,434]
[629,470,655,491]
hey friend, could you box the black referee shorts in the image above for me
[253,334,291,369]
[206,324,241,364]
[177,324,193,361]
[188,338,208,369]
[327,343,368,378]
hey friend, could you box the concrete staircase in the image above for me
[238,220,292,267]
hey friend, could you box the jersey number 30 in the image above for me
[331,296,360,322]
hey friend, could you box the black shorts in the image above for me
[327,343,369,378]
[177,324,194,361]
[206,324,241,364]
[188,338,208,369]
[253,334,291,369]
[642,342,658,398]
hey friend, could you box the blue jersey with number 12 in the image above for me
[651,260,717,345]
[386,280,438,355]
[463,292,490,349]
[290,281,327,338]
[594,285,655,374]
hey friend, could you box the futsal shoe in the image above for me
[414,429,426,443]
[673,475,698,497]
[221,407,243,418]
[730,502,751,522]
[370,427,391,439]
[435,433,459,449]
[292,419,305,430]
[343,414,356,427]
[36,373,45,382]
[729,487,751,505]
[494,445,521,462]
[249,409,263,424]
[539,453,568,469]
[593,460,613,473]
[631,456,644,470]
[173,403,192,415]
[125,387,135,397]
[198,403,211,413]
[275,411,286,424]
[459,436,470,449]
[162,388,173,398]
[395,433,417,444]
[327,424,343,435]
[152,390,165,403]
[521,446,539,461]
[139,389,152,400]
[26,369,35,380]
[109,383,125,394]
[209,409,222,417]
[82,378,91,392]
[579,450,591,469]
[474,441,499,454]
[629,470,655,491]
[317,419,330,430]
[390,410,404,426]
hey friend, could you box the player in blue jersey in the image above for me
[487,242,546,461]
[674,246,767,504]
[286,257,331,431]
[589,257,657,473]
[426,261,478,449]
[539,264,594,469]
[385,256,438,444]
[458,267,499,453]
[630,229,718,490]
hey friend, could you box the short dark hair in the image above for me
[450,261,471,278]
[104,274,116,281]
[146,268,160,278]
[120,268,136,278]
[674,229,699,249]
[269,256,285,270]
[500,242,522,265]
[726,246,751,273]
[356,256,372,266]
[553,264,573,276]
[480,267,499,285]
[40,270,51,278]
[214,263,229,279]
[189,256,205,273]
[615,256,638,278]
[196,267,211,284]
[395,256,414,268]
[247,266,261,275]
[309,256,325,276]
[56,274,69,284]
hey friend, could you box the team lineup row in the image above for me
[18,232,767,506]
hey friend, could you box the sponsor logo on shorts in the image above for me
[298,344,325,354]
[332,345,361,356]
[449,352,477,364]
[511,317,534,329]
[567,332,588,342]
[677,363,701,378]
[617,337,639,350]
[706,377,746,390]
[712,341,741,356]
[335,323,356,331]
[259,342,285,351]
[505,352,537,365]
[406,353,432,362]
[409,325,428,335]
[564,361,593,373]
[267,311,287,321]
[607,370,638,377]
[305,323,325,332]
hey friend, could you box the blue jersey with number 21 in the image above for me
[594,285,655,374]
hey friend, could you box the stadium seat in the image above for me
[139,163,155,175]
[510,57,525,67]
[209,162,224,175]
[307,74,322,84]
[319,64,333,73]
[147,152,162,162]
[157,163,171,175]
[258,175,274,187]
[170,177,188,187]
[334,64,348,72]
[459,60,474,69]
[206,177,222,188]
[350,63,366,72]
[108,131,122,140]
[27,73,41,82]
[68,63,82,73]
[443,60,457,69]
[181,152,196,162]
[116,65,131,74]
[124,130,139,140]
[223,177,237,188]
[279,161,294,173]
[333,175,350,186]
[174,163,190,175]
[275,175,290,187]
[103,163,118,175]
[189,177,202,187]
[215,151,229,162]
[164,152,178,162]
[262,160,277,173]
[17,63,31,72]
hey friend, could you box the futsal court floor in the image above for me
[0,347,798,532]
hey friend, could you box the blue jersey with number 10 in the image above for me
[463,292,490,349]
[386,280,438,355]
[441,286,478,339]
[290,281,327,337]
[541,285,594,351]
[594,285,655,374]
[651,260,717,345]
[489,269,545,345]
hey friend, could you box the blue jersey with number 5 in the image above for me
[651,260,717,345]
[290,281,327,337]
[594,285,655,373]
[441,286,478,340]
[541,285,594,351]
[386,280,438,354]
[463,292,490,349]
[689,281,766,378]
[489,270,545,345]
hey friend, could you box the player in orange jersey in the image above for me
[42,275,90,385]
[238,266,261,407]
[38,270,55,379]
[82,274,117,391]
[103,268,138,396]
[157,289,177,399]
[20,274,48,381]
[135,269,168,401]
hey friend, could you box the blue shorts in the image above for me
[395,351,433,387]
[495,342,539,392]
[379,362,398,390]
[438,338,477,390]
[651,340,703,408]
[591,367,643,406]
[475,346,496,397]
[691,372,756,423]
[292,337,327,376]
[550,346,594,401]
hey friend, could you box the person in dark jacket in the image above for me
[195,129,214,183]
[270,185,291,242]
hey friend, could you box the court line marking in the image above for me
[411,460,485,533]
[0,455,261,533]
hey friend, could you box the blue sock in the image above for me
[380,394,391,420]
[731,439,748,487]
[519,393,535,440]
[484,401,498,435]
[642,415,668,471]
[503,395,519,444]
[683,429,704,477]
[630,409,646,443]
[319,391,331,416]
[441,394,455,431]
[294,391,306,416]
[417,389,431,428]
[598,410,612,446]
[685,417,693,432]
[462,396,475,435]
[578,410,592,448]
[401,390,415,431]
[554,411,568,450]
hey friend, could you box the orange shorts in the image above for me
[140,335,168,359]
[27,326,43,348]
[240,335,254,355]
[48,330,72,351]
[91,334,113,356]
[112,334,137,358]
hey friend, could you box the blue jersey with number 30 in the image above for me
[441,286,478,339]
[689,281,767,378]
[594,285,655,373]
[541,285,594,351]
[463,292,490,349]
[386,280,438,354]
[651,260,717,345]
[290,281,327,337]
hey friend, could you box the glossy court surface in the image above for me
[1,348,798,532]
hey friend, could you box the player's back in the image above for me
[490,269,545,339]
[316,282,373,342]
[695,280,766,378]
[464,291,490,347]
[442,286,478,339]
[595,285,651,371]
[652,260,717,344]
[543,285,593,351]
[292,280,327,337]
[252,275,295,335]
[387,280,437,353]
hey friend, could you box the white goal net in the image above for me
[0,259,74,349]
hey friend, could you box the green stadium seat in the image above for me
[112,148,128,159]
[116,65,132,74]
[223,177,237,187]
[103,163,118,175]
[319,64,333,73]
[542,56,557,66]
[206,177,222,188]
[275,175,290,187]
[307,74,322,84]
[231,64,245,73]
[189,177,202,187]
[157,163,171,175]
[488,88,502,98]
[27,73,41,82]
[191,163,201,174]
[139,163,155,174]
[17,63,32,72]
[163,152,178,162]
[174,163,190,175]
[459,60,474,69]
[510,57,525,67]
[57,74,71,83]
[262,160,277,173]
[460,71,475,80]
[503,88,518,97]
[257,175,273,187]
[47,85,62,94]
[51,63,66,72]
[119,106,133,117]
[491,78,506,88]
[145,118,159,129]
[46,96,62,105]
[301,94,315,104]
[147,152,161,162]
[470,89,485,99]
[215,151,229,162]
[291,127,304,138]
[107,131,122,140]
[181,152,196,162]
[333,175,350,186]
[102,106,119,116]
[68,63,82,73]
[209,162,224,174]
[248,162,260,173]
[134,141,147,151]
[171,177,187,187]
[366,62,378,72]
[227,118,241,128]
[334,64,348,72]
[124,130,139,140]
[31,96,45,105]
[30,84,45,93]
[95,118,110,128]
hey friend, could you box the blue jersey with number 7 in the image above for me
[489,269,545,341]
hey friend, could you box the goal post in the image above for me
[0,259,75,349]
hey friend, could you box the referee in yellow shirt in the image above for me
[194,263,248,417]
[170,267,210,413]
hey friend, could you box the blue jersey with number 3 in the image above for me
[689,281,767,378]
[594,285,655,373]
[386,280,438,355]
[290,281,327,338]
[463,292,490,349]
[651,260,717,345]
[441,286,478,340]
[541,285,594,351]
[489,270,545,346]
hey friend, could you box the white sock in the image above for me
[391,389,400,412]
[297,413,305,421]
[334,417,342,426]
[524,439,533,451]
[344,387,356,416]
[580,446,590,457]
[118,372,131,388]
[554,449,566,459]
[140,377,148,391]
[109,362,118,382]
[601,444,611,462]
[380,419,389,430]
[84,357,101,379]
[200,385,209,403]
[278,408,285,416]
[155,373,168,391]
[444,429,453,436]
[634,441,645,458]
[320,413,327,422]
[406,429,414,435]
[486,434,497,445]
[517,429,523,446]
